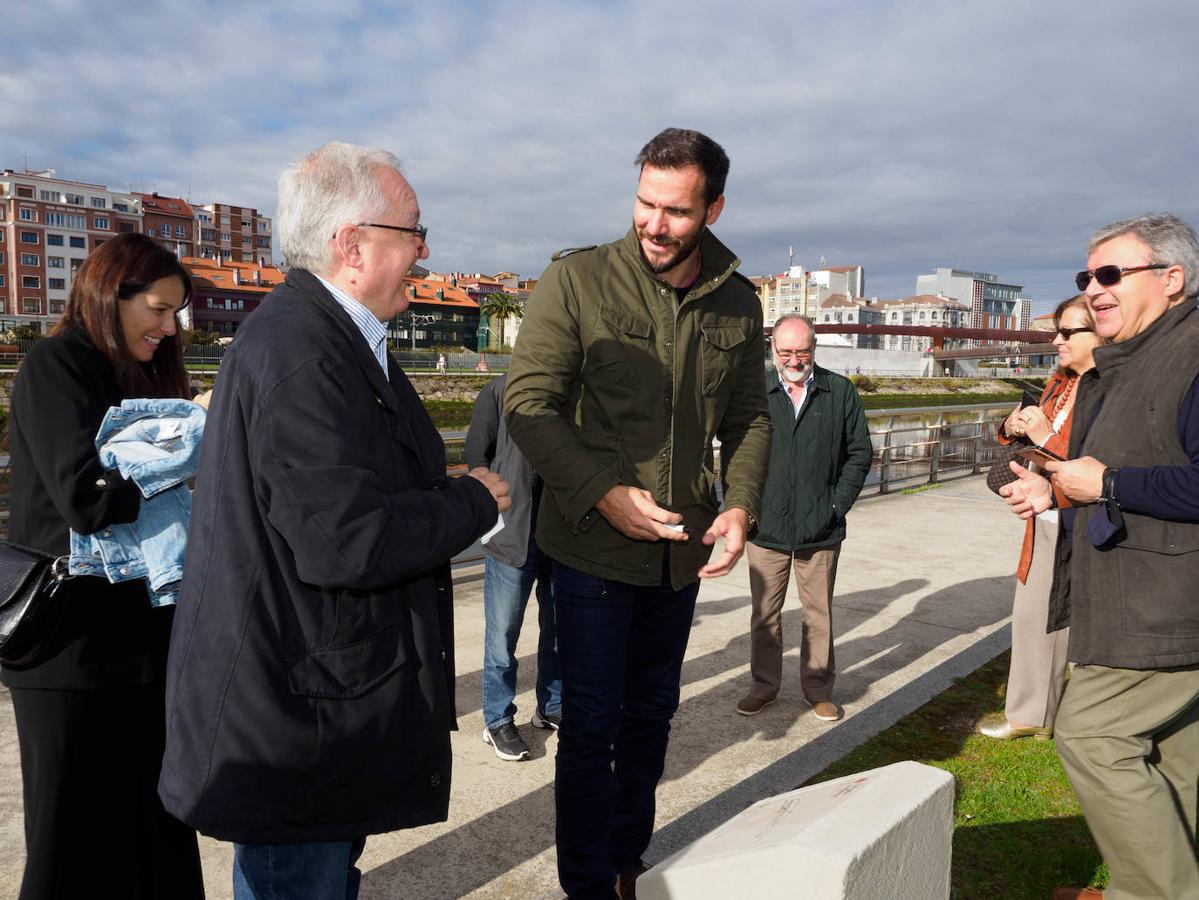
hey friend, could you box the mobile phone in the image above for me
[1015,445,1065,465]
[1020,389,1041,409]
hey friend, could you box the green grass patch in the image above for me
[422,399,474,431]
[861,392,1020,410]
[805,652,1107,898]
[900,482,943,495]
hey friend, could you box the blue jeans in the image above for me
[551,558,699,899]
[232,839,366,900]
[482,538,561,729]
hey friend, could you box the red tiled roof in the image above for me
[180,256,284,294]
[137,192,195,218]
[406,277,479,309]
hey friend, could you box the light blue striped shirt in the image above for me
[316,275,390,381]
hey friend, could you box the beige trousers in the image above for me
[746,542,840,703]
[1056,663,1199,900]
[1006,516,1070,727]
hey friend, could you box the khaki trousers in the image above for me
[1006,516,1070,727]
[1056,663,1199,900]
[745,542,840,703]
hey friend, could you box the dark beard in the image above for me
[637,226,705,275]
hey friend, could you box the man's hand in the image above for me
[467,466,512,513]
[595,485,686,542]
[999,462,1053,519]
[698,507,749,578]
[1043,456,1105,503]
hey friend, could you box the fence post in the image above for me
[972,410,985,475]
[879,418,893,494]
[928,413,943,484]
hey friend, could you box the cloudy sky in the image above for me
[3,0,1196,313]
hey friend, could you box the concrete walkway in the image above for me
[0,475,1021,899]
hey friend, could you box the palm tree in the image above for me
[479,292,524,350]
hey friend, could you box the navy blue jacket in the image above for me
[158,270,498,843]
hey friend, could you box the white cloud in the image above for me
[2,0,1196,310]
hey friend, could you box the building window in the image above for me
[256,236,270,248]
[202,229,215,241]
[16,186,33,198]
[220,232,231,243]
[65,193,83,205]
[21,297,40,315]
[113,202,129,213]
[91,197,107,209]
[49,299,65,314]
[175,225,186,238]
[65,214,86,229]
[47,233,63,246]
[94,216,110,230]
[241,219,251,228]
[20,231,38,244]
[19,207,35,221]
[45,211,65,227]
[119,222,134,233]
[69,236,86,249]
[146,226,157,237]
[0,252,4,264]
[0,275,5,286]
[47,256,64,268]
[48,278,65,290]
[39,189,59,202]
[22,276,40,289]
[20,253,39,266]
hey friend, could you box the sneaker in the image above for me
[805,698,843,721]
[482,722,530,761]
[531,706,561,731]
[735,694,776,716]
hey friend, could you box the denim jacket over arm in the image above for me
[68,398,205,606]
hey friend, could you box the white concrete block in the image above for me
[638,761,955,900]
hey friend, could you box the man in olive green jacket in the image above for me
[504,128,770,899]
[736,314,872,723]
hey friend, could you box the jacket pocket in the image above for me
[699,324,749,396]
[287,625,407,699]
[592,306,654,392]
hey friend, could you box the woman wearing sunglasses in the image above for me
[978,294,1106,741]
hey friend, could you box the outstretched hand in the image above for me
[698,508,749,578]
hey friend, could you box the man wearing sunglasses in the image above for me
[1002,213,1199,900]
[159,142,511,900]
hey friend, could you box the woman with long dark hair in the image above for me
[978,294,1105,741]
[2,233,204,898]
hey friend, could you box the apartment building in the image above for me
[182,256,285,336]
[138,192,196,257]
[874,294,972,352]
[757,264,865,326]
[194,202,273,265]
[0,168,141,332]
[915,267,1032,341]
[814,292,884,349]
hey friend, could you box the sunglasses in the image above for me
[1074,263,1168,292]
[1055,326,1093,339]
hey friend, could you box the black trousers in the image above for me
[10,684,204,900]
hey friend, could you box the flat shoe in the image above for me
[977,713,1052,741]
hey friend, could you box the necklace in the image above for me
[1051,374,1078,418]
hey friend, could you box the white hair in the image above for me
[276,142,404,275]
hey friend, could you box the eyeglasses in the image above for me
[1074,263,1168,292]
[354,221,429,241]
[774,347,814,361]
[1055,326,1094,339]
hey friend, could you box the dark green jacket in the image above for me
[753,365,872,552]
[504,227,771,589]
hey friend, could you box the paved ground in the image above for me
[0,475,1021,899]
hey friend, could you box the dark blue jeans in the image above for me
[551,559,699,899]
[232,838,366,900]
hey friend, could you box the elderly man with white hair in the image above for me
[158,142,509,900]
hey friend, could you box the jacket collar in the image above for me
[617,226,743,302]
[1091,296,1198,379]
[284,268,398,414]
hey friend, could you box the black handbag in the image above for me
[0,542,70,667]
[986,439,1031,495]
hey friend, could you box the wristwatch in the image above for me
[744,512,759,538]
